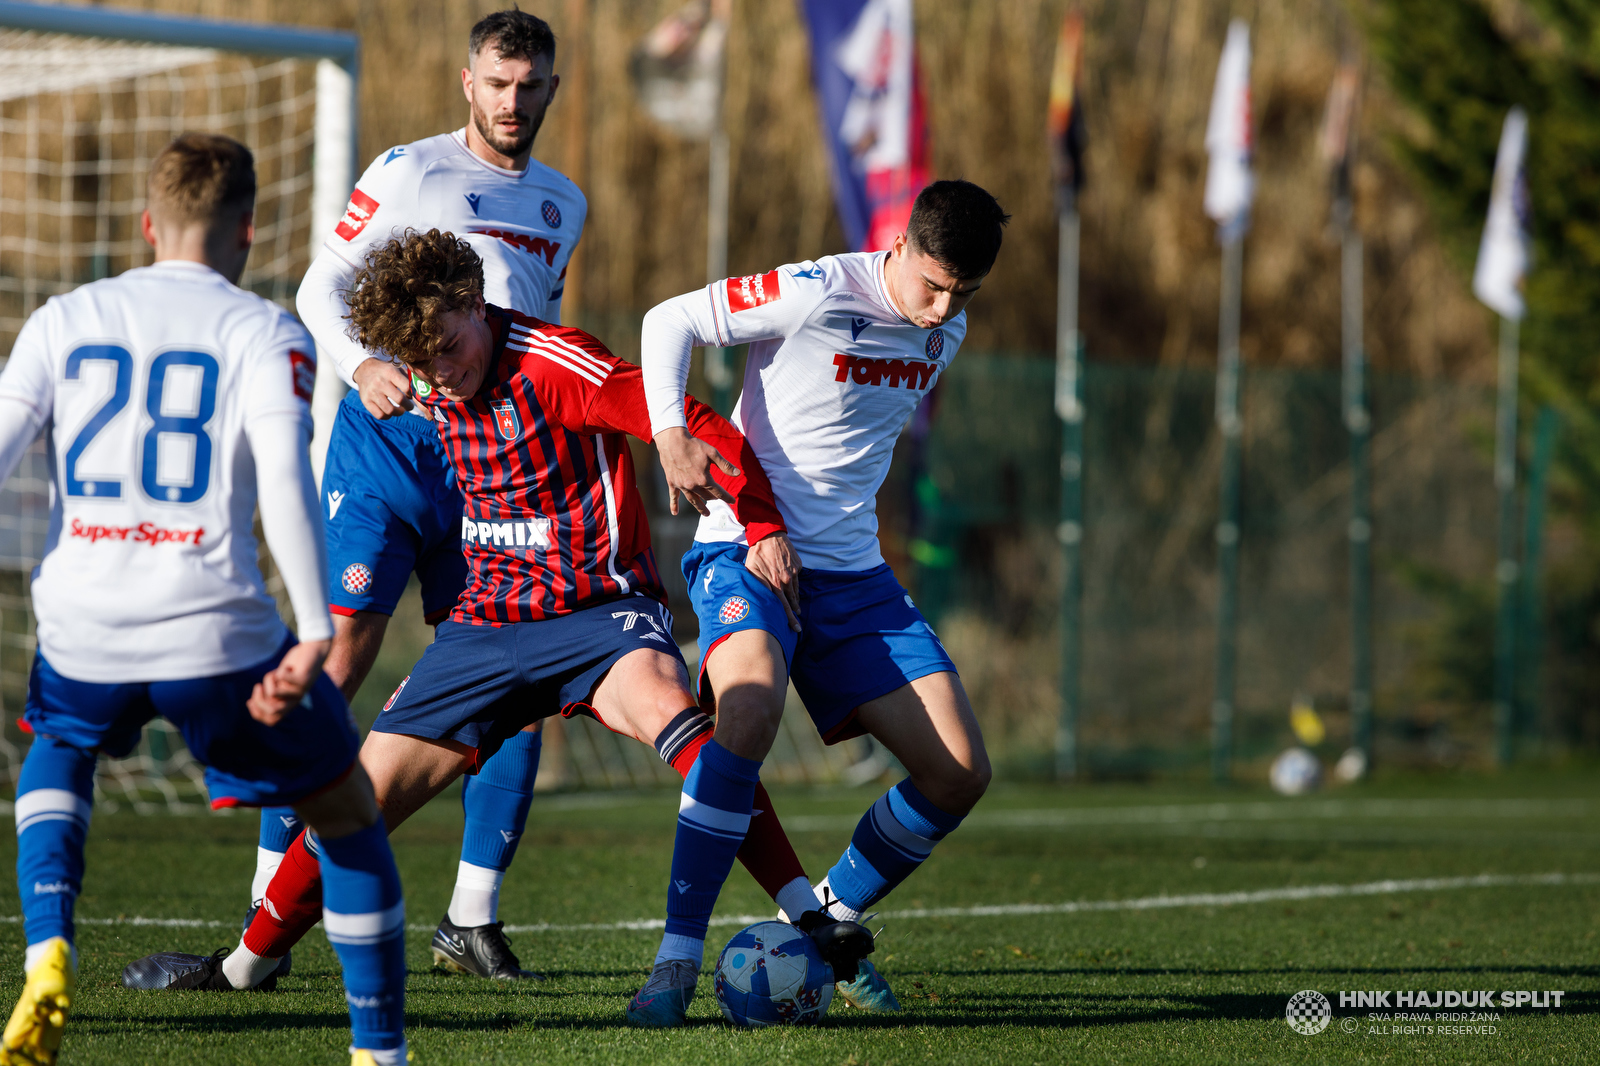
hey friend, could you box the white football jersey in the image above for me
[644,252,966,571]
[0,262,318,682]
[315,129,586,386]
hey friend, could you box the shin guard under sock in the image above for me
[242,829,325,958]
[15,736,96,950]
[824,778,965,914]
[657,710,808,902]
[319,821,406,1053]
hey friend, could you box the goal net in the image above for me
[0,8,356,812]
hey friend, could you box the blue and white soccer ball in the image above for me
[713,920,834,1027]
[1270,746,1323,796]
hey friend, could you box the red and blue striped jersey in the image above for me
[420,306,785,625]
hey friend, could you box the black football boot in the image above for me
[430,914,543,980]
[122,948,278,991]
[791,909,876,982]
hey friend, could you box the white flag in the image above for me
[1204,20,1254,236]
[1473,107,1531,321]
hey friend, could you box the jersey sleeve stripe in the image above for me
[509,339,607,387]
[513,326,612,376]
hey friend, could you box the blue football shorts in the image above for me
[23,636,360,810]
[682,541,957,743]
[371,595,685,771]
[323,390,467,625]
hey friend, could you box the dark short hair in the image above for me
[905,180,1010,280]
[346,229,485,368]
[146,133,255,226]
[468,8,556,66]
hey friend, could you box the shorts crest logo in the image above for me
[541,199,562,228]
[926,329,946,360]
[341,563,373,595]
[492,400,521,440]
[718,596,751,624]
[1286,990,1331,1035]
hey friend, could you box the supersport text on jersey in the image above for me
[641,251,966,572]
[0,261,328,682]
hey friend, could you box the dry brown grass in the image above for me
[54,0,1494,377]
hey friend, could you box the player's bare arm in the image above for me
[248,639,333,725]
[351,357,414,419]
[655,425,740,516]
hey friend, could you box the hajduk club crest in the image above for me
[492,399,521,441]
[926,329,946,360]
[719,596,751,624]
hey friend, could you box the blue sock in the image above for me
[657,738,760,964]
[258,807,302,852]
[459,729,539,871]
[317,822,406,1053]
[823,779,965,915]
[14,736,96,952]
[252,806,303,903]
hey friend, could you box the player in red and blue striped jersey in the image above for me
[192,229,870,1001]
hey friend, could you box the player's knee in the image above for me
[930,755,990,816]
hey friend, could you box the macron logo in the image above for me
[328,490,345,519]
[465,192,481,216]
[674,879,692,895]
[703,566,714,594]
[500,830,519,844]
[850,317,871,341]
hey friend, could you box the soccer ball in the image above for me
[713,921,834,1027]
[1269,746,1323,795]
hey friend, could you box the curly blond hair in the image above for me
[344,228,485,367]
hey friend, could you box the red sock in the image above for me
[242,829,326,957]
[670,731,809,901]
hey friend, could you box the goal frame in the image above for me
[0,0,359,469]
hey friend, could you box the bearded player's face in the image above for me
[463,49,557,163]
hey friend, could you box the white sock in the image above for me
[220,938,280,989]
[24,937,76,974]
[347,1042,407,1066]
[446,861,505,928]
[251,847,287,905]
[654,932,704,967]
[774,876,824,922]
[817,877,862,922]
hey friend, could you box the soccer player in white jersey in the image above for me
[244,9,582,982]
[0,135,408,1065]
[629,181,1007,1026]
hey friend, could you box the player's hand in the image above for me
[656,426,739,517]
[353,358,414,419]
[747,532,802,632]
[248,639,332,726]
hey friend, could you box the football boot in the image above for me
[834,957,901,1011]
[624,959,699,1028]
[0,937,73,1066]
[121,948,277,992]
[351,1048,413,1065]
[430,915,541,980]
[792,909,876,983]
[242,901,292,979]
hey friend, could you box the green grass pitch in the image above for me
[0,767,1595,1064]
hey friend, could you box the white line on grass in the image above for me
[14,871,1597,935]
[784,797,1594,833]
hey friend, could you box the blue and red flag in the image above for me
[799,0,929,252]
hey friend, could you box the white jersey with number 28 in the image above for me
[642,251,966,572]
[0,261,326,683]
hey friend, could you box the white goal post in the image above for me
[0,1,357,810]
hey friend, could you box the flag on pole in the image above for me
[799,0,930,251]
[1318,63,1360,179]
[1473,107,1531,321]
[1048,9,1086,207]
[629,0,728,140]
[1204,20,1253,238]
